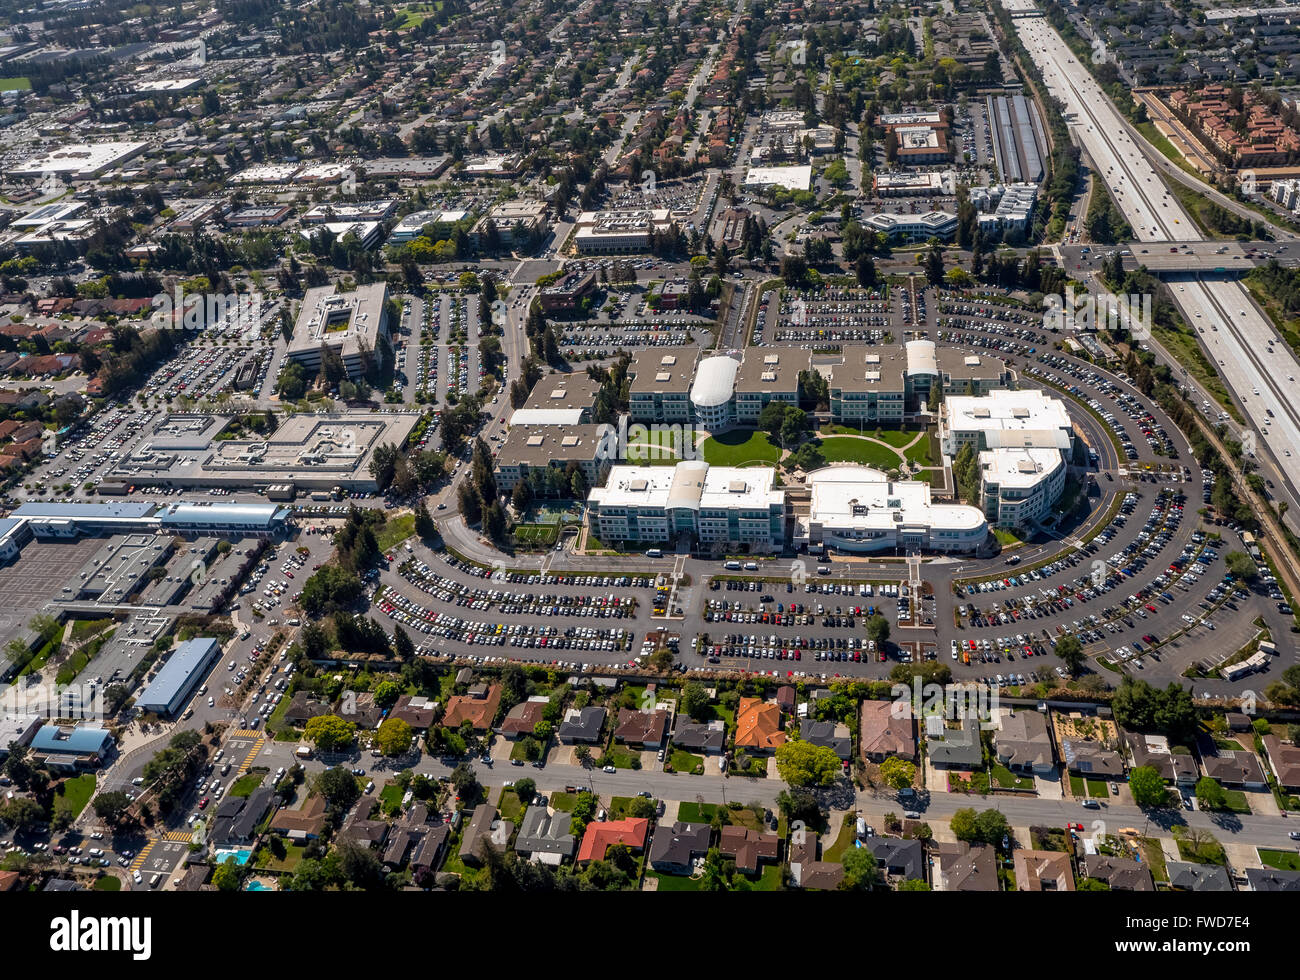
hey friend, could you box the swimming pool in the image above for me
[213,848,253,865]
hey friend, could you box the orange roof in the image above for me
[576,817,650,863]
[735,697,786,750]
[442,684,501,731]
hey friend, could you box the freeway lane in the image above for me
[1001,0,1300,511]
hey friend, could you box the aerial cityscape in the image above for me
[2,0,1300,909]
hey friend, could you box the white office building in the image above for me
[794,465,988,554]
[690,356,741,429]
[586,462,785,552]
[978,448,1066,529]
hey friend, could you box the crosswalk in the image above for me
[161,831,194,843]
[129,840,156,872]
[230,729,263,739]
[235,736,266,776]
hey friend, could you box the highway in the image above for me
[1001,0,1300,507]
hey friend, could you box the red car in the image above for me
[198,797,210,810]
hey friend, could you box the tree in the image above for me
[376,718,414,756]
[1128,765,1172,809]
[213,857,242,892]
[1055,634,1086,677]
[1195,775,1228,811]
[878,756,916,791]
[414,500,436,539]
[373,680,401,709]
[92,790,133,826]
[950,807,979,842]
[450,762,479,800]
[513,778,535,802]
[775,740,842,788]
[304,714,356,752]
[1225,551,1258,582]
[316,765,362,808]
[681,682,711,721]
[841,845,879,890]
[625,795,657,819]
[867,614,890,647]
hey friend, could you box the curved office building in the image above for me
[690,355,740,430]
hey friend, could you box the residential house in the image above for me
[614,708,670,749]
[389,695,438,731]
[1260,734,1300,792]
[459,805,514,867]
[340,798,390,849]
[925,715,984,770]
[576,817,650,863]
[557,705,606,744]
[1246,867,1300,891]
[499,698,547,738]
[788,831,844,890]
[211,787,274,846]
[1060,738,1126,779]
[1082,855,1155,891]
[442,683,502,732]
[1014,850,1075,891]
[1167,861,1232,892]
[865,836,925,883]
[994,710,1055,775]
[514,808,577,865]
[382,804,447,870]
[801,719,851,760]
[673,719,726,754]
[282,692,330,727]
[717,825,779,875]
[735,697,786,752]
[268,794,327,840]
[860,699,917,762]
[933,842,998,891]
[1126,731,1198,787]
[648,821,711,874]
[1201,749,1268,789]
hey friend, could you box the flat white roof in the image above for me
[979,447,1064,490]
[743,165,813,191]
[589,462,781,512]
[807,465,985,532]
[945,389,1071,439]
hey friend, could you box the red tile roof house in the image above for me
[576,817,650,863]
[442,683,502,732]
[860,698,917,762]
[613,708,669,749]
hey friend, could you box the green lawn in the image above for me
[817,436,903,469]
[70,617,113,640]
[991,763,1035,791]
[375,514,416,552]
[699,429,781,467]
[600,746,638,769]
[93,874,121,891]
[992,528,1023,548]
[1258,848,1300,871]
[903,433,936,466]
[647,870,704,890]
[497,786,527,823]
[1087,779,1110,798]
[549,791,579,812]
[1221,789,1251,814]
[821,812,858,863]
[253,842,307,873]
[732,864,783,890]
[626,426,699,464]
[668,748,703,773]
[1176,835,1228,866]
[54,774,96,820]
[380,781,404,815]
[230,772,266,798]
[0,77,31,92]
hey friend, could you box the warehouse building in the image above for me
[136,636,223,717]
